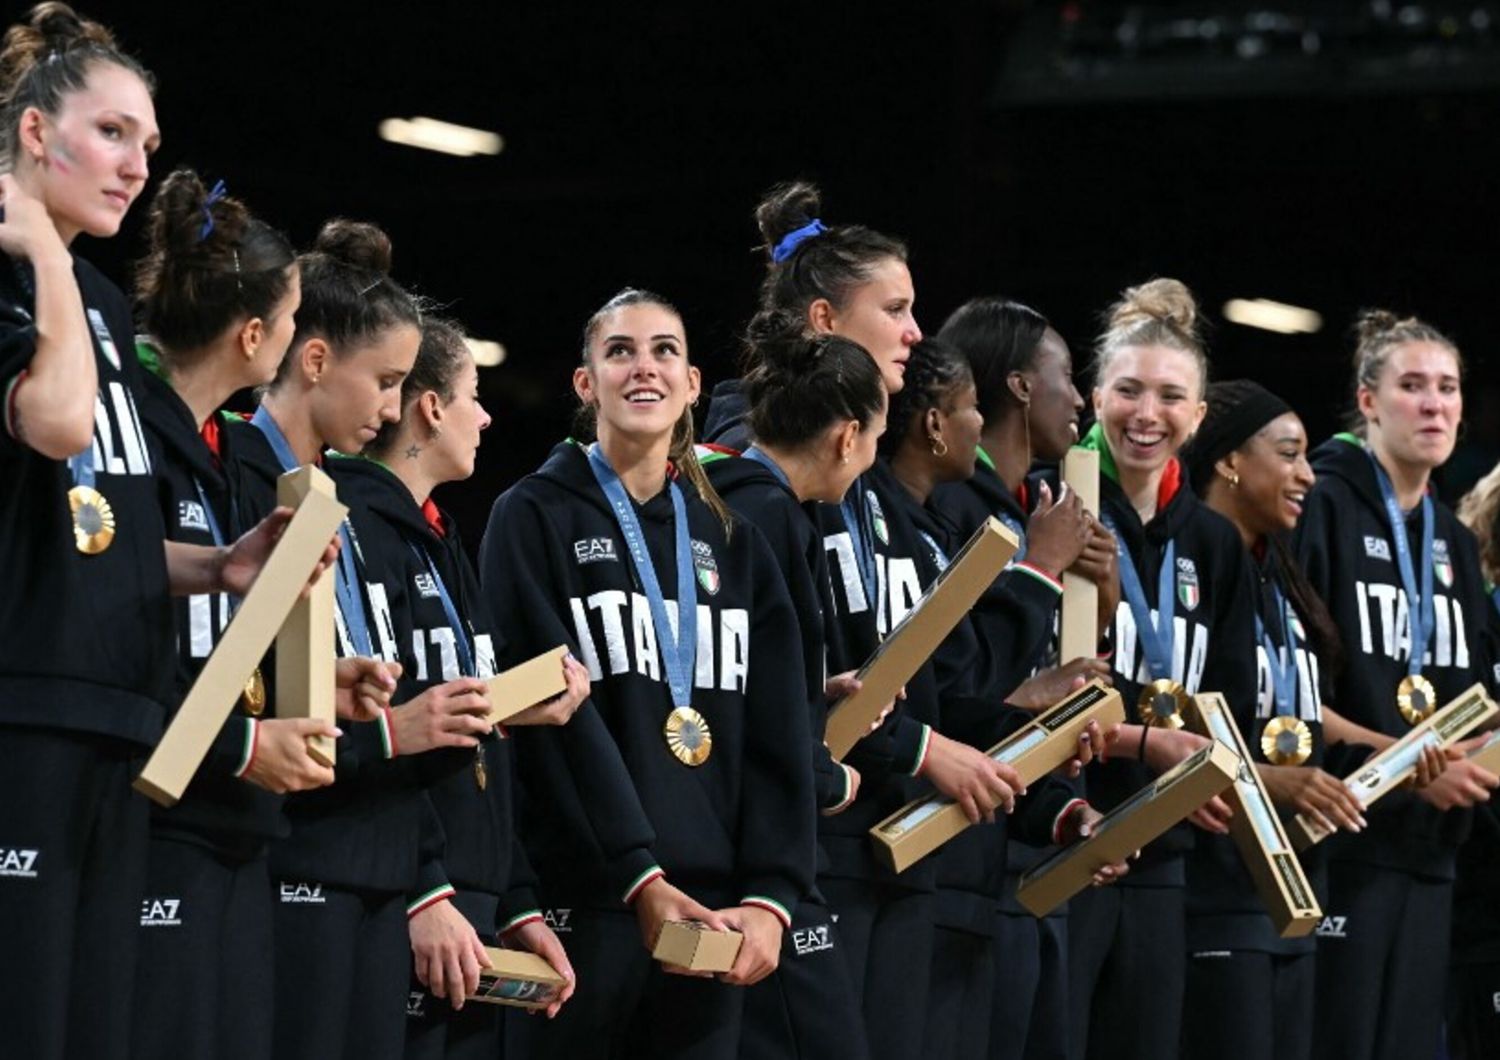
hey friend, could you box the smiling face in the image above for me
[817,257,921,394]
[1022,328,1085,461]
[19,62,159,242]
[312,322,421,454]
[1359,340,1462,473]
[430,355,491,482]
[1220,412,1315,536]
[1093,344,1207,478]
[574,302,699,446]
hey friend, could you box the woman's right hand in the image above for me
[632,877,733,976]
[0,175,67,264]
[1023,481,1090,578]
[242,718,338,793]
[1259,764,1366,834]
[919,731,1023,823]
[387,678,492,755]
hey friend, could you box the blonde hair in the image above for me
[1458,463,1500,586]
[1093,277,1207,396]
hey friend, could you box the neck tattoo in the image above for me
[405,445,421,460]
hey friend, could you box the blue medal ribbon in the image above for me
[410,542,475,678]
[586,444,697,708]
[839,476,880,611]
[1256,583,1298,715]
[1105,515,1176,682]
[1367,450,1434,678]
[251,406,373,656]
[67,440,96,491]
[743,445,791,490]
[918,530,951,573]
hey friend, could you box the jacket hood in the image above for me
[533,439,694,526]
[326,454,435,544]
[136,358,222,485]
[698,444,795,502]
[1309,432,1397,519]
[702,379,751,448]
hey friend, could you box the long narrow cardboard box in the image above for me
[135,470,348,806]
[870,681,1125,873]
[1288,683,1498,851]
[824,517,1019,760]
[1468,728,1500,773]
[1187,692,1321,937]
[1016,740,1240,917]
[1059,448,1099,665]
[275,466,339,767]
[487,645,570,726]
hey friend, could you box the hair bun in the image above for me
[1354,308,1404,346]
[32,2,111,50]
[754,181,823,253]
[1109,277,1199,338]
[146,168,249,261]
[743,308,822,375]
[313,218,393,275]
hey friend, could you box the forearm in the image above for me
[11,251,96,458]
[1322,706,1392,752]
[164,540,226,597]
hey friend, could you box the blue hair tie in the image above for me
[198,179,228,242]
[771,218,827,263]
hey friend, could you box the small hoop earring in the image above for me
[430,425,443,441]
[930,436,949,458]
[1216,466,1239,489]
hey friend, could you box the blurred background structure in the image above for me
[94,1,1500,541]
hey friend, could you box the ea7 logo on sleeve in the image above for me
[1315,915,1348,938]
[140,898,182,927]
[407,991,427,1019]
[177,500,209,532]
[0,847,39,878]
[1364,536,1392,562]
[413,572,441,599]
[574,538,618,565]
[278,881,326,904]
[543,908,573,934]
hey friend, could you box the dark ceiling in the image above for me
[75,1,1500,541]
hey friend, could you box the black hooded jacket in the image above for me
[479,441,814,925]
[1293,434,1494,880]
[329,456,537,928]
[0,250,174,745]
[135,364,285,858]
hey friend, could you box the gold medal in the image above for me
[474,748,488,791]
[664,706,712,766]
[1260,715,1313,766]
[1138,679,1188,729]
[68,484,115,554]
[241,667,266,717]
[1397,674,1437,726]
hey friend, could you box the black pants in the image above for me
[271,880,409,1060]
[1066,884,1185,1060]
[405,889,505,1060]
[1447,960,1500,1060]
[926,924,996,1060]
[739,896,868,1060]
[820,876,936,1060]
[131,838,274,1060]
[0,727,147,1060]
[1312,862,1449,1060]
[505,905,744,1060]
[991,912,1069,1060]
[1180,948,1314,1060]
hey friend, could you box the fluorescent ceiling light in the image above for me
[378,116,503,157]
[1223,298,1323,335]
[467,339,507,367]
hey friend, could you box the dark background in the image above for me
[78,1,1500,542]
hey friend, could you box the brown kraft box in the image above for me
[652,920,744,973]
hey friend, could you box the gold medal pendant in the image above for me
[1139,679,1188,729]
[664,706,712,767]
[1397,674,1437,726]
[240,667,267,717]
[474,748,489,791]
[68,485,115,554]
[1260,715,1313,766]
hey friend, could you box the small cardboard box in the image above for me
[135,468,348,806]
[1288,682,1499,851]
[652,920,744,973]
[1187,693,1322,937]
[870,681,1125,873]
[1059,448,1100,665]
[487,646,570,726]
[824,517,1019,760]
[1016,740,1240,918]
[468,946,568,1010]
